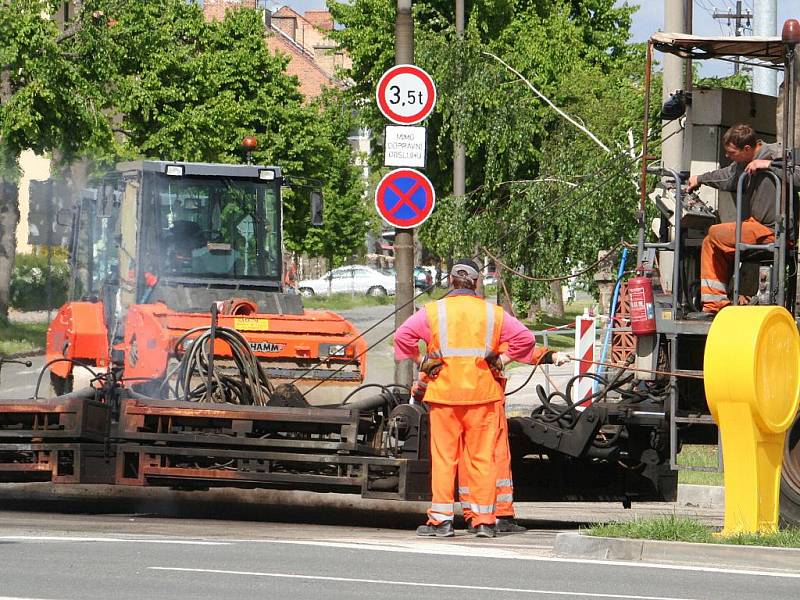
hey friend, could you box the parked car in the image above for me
[298,265,396,297]
[375,267,434,292]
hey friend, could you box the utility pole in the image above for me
[394,0,415,387]
[453,0,465,222]
[712,1,752,74]
[662,0,689,173]
[753,0,778,96]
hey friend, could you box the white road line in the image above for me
[215,538,800,578]
[0,535,229,546]
[149,567,699,600]
[0,596,60,600]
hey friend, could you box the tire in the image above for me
[780,413,800,527]
[367,286,387,297]
[299,287,315,298]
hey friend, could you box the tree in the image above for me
[0,0,368,321]
[83,2,368,260]
[0,0,113,322]
[328,0,642,311]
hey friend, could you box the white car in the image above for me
[298,265,396,297]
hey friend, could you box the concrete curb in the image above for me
[677,484,724,508]
[554,532,800,572]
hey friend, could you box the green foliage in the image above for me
[10,252,69,311]
[0,1,368,268]
[329,0,644,309]
[696,71,751,91]
[0,0,109,172]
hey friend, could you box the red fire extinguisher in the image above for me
[628,270,656,336]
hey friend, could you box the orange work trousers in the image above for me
[700,218,775,313]
[459,401,514,520]
[426,400,500,527]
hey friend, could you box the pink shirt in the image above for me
[394,292,538,364]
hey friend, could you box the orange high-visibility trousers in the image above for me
[427,401,500,527]
[459,401,515,520]
[700,218,775,313]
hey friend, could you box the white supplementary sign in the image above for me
[384,126,426,168]
[376,64,437,125]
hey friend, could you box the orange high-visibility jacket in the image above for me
[423,295,505,405]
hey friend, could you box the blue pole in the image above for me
[594,248,629,391]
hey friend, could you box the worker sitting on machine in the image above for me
[684,123,800,319]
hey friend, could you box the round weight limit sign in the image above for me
[376,65,437,125]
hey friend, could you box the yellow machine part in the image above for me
[704,306,800,535]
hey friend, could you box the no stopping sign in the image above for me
[376,64,437,125]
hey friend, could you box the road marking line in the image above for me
[214,538,800,578]
[0,535,229,546]
[0,596,61,600]
[149,567,699,600]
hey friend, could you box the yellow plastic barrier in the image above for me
[704,306,800,535]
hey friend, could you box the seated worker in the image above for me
[166,220,206,274]
[685,123,800,319]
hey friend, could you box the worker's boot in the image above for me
[496,517,527,533]
[473,524,496,538]
[416,521,455,538]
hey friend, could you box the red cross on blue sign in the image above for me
[374,168,436,229]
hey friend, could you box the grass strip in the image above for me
[302,289,448,311]
[0,321,48,356]
[677,445,724,486]
[587,515,800,547]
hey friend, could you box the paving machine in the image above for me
[0,157,679,505]
[624,21,800,525]
[45,158,366,404]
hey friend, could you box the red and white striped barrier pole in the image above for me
[573,311,596,407]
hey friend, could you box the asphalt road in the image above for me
[0,509,796,600]
[0,354,47,398]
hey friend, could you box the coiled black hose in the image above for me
[530,358,670,449]
[168,326,275,405]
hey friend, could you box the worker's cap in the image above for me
[450,259,481,280]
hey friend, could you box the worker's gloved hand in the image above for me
[540,351,570,366]
[484,350,505,375]
[410,378,428,402]
[419,350,444,378]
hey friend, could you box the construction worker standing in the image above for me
[394,259,545,538]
